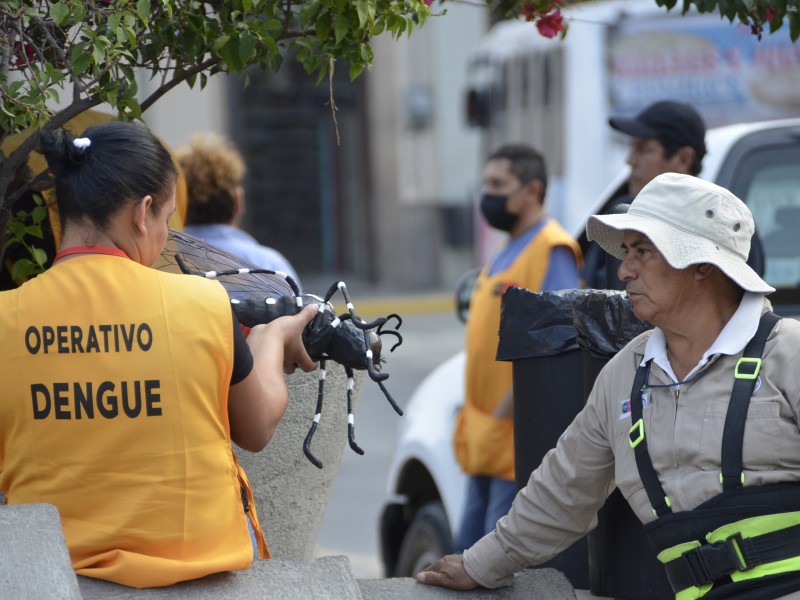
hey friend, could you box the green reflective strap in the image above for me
[734,357,762,380]
[675,585,713,600]
[707,511,800,584]
[629,418,644,448]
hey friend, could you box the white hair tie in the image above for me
[73,138,91,149]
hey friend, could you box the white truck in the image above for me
[379,0,800,577]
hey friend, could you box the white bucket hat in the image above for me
[586,173,774,294]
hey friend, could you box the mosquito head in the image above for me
[367,331,383,369]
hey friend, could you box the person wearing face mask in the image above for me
[451,144,582,553]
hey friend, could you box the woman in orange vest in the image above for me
[0,120,318,588]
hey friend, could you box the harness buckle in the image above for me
[725,533,748,572]
[681,534,748,586]
[734,357,761,380]
[629,418,644,448]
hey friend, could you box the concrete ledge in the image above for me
[358,569,576,599]
[79,555,363,600]
[0,503,82,600]
[0,508,577,600]
[78,561,575,600]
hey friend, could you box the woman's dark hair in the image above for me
[37,121,178,228]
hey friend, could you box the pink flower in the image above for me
[12,41,35,67]
[764,5,777,22]
[424,0,433,5]
[536,10,564,39]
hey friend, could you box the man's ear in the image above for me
[523,179,545,206]
[132,195,154,236]
[673,146,696,174]
[695,263,715,280]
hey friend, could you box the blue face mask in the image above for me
[480,193,518,232]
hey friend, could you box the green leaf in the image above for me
[32,206,48,223]
[11,259,35,281]
[349,61,366,81]
[107,12,121,35]
[317,11,332,43]
[25,225,43,238]
[8,220,25,239]
[715,0,737,19]
[212,34,231,53]
[789,10,800,41]
[92,42,105,66]
[32,247,48,265]
[355,0,372,26]
[136,0,151,26]
[238,32,257,63]
[334,15,350,43]
[265,18,283,36]
[49,2,70,26]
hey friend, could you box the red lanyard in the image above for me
[53,245,130,264]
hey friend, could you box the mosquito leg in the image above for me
[302,358,326,469]
[346,366,365,456]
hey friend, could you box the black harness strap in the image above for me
[628,361,673,517]
[628,312,781,517]
[664,522,800,591]
[720,311,781,491]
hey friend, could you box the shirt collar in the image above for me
[641,292,765,382]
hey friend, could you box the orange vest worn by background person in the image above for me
[454,219,580,481]
[0,253,267,588]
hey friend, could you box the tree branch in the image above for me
[140,56,222,113]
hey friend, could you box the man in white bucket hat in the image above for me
[419,173,800,599]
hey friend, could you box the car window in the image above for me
[721,135,800,315]
[746,164,800,287]
[729,149,800,289]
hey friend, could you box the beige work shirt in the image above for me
[464,298,800,589]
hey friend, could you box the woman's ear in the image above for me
[132,195,154,236]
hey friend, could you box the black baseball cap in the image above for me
[609,101,706,162]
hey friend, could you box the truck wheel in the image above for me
[394,501,452,577]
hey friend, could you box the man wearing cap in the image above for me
[584,100,707,290]
[418,173,800,599]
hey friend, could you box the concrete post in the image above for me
[234,363,365,559]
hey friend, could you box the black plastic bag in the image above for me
[497,287,600,361]
[573,290,653,359]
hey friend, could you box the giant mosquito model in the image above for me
[154,229,403,469]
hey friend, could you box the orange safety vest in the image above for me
[0,253,267,588]
[454,219,581,480]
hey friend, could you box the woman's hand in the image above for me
[229,304,318,452]
[247,304,319,374]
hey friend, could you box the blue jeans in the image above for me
[246,515,258,562]
[452,475,518,553]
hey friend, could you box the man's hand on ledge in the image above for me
[416,554,479,590]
